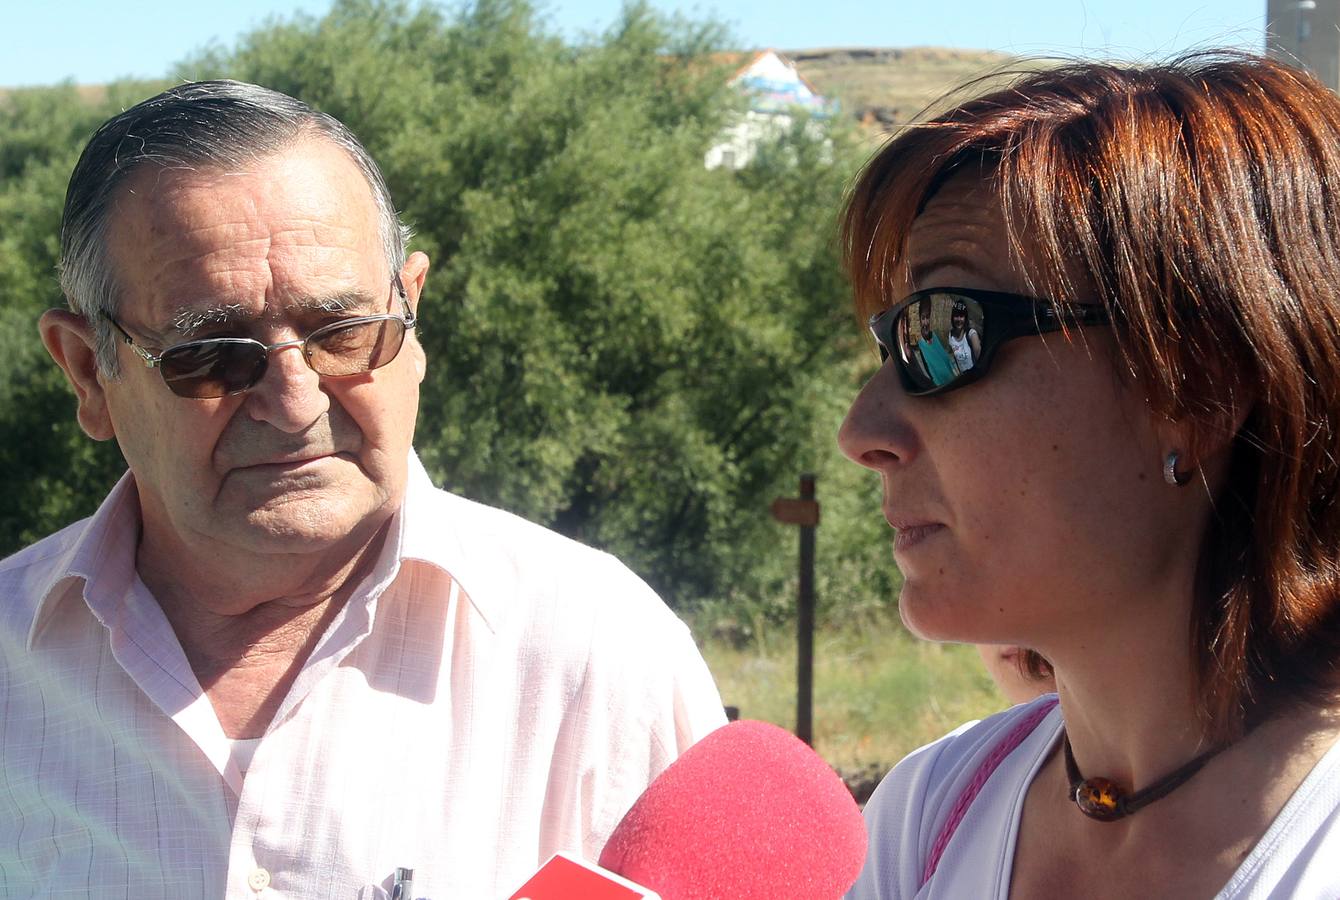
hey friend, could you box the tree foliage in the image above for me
[0,0,895,617]
[0,81,171,551]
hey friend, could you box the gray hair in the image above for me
[58,79,413,375]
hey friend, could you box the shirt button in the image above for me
[247,868,271,892]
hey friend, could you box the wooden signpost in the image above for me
[771,474,819,746]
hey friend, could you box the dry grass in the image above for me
[696,616,1010,776]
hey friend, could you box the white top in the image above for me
[947,329,976,373]
[848,695,1340,900]
[0,452,726,899]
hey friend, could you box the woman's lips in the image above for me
[891,522,945,552]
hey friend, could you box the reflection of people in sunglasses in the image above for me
[897,308,931,381]
[839,54,1340,898]
[947,300,981,372]
[915,298,957,385]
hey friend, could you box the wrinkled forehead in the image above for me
[903,171,1019,295]
[105,138,385,326]
[904,167,1101,306]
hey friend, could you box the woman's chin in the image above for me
[897,587,967,642]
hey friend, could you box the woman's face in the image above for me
[976,644,1055,706]
[838,173,1192,650]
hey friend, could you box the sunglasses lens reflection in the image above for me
[308,319,407,377]
[155,318,408,398]
[884,292,986,394]
[160,341,267,398]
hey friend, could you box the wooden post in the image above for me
[796,474,817,746]
[771,475,820,745]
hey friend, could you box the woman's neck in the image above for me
[1040,576,1208,790]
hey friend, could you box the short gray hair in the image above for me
[59,79,413,375]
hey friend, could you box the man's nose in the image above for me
[243,341,331,432]
[837,362,919,471]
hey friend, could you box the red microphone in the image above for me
[508,719,867,900]
[508,852,661,899]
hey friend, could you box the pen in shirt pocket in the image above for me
[390,866,414,900]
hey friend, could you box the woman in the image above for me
[838,55,1340,898]
[946,299,981,373]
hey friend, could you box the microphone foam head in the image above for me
[598,720,866,900]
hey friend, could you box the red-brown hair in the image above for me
[841,53,1340,741]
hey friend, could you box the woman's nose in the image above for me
[837,362,918,471]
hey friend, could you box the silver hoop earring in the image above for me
[1164,451,1192,486]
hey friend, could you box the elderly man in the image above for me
[0,81,725,898]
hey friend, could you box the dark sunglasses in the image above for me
[104,277,416,399]
[870,287,1109,397]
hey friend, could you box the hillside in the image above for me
[788,46,1020,134]
[3,47,1015,135]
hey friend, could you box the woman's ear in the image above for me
[39,309,116,441]
[1160,387,1254,489]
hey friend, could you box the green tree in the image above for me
[0,82,171,551]
[1,0,886,618]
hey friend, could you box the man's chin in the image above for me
[226,496,390,554]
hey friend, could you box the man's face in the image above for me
[92,137,426,559]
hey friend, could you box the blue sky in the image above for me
[2,0,1266,88]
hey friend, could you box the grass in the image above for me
[695,615,1010,777]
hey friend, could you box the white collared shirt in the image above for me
[0,453,726,898]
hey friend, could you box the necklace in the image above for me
[1062,732,1226,822]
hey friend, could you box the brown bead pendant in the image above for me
[1062,731,1227,823]
[1073,777,1123,821]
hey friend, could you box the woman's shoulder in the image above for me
[848,695,1061,900]
[873,694,1058,808]
[1217,729,1340,898]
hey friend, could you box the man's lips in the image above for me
[235,451,344,470]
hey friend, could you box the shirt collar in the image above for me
[397,451,501,632]
[28,468,142,649]
[28,451,501,649]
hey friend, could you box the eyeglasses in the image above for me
[870,287,1109,397]
[103,277,417,399]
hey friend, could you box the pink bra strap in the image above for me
[920,697,1059,887]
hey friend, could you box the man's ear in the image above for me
[402,251,429,315]
[400,251,430,382]
[39,309,116,441]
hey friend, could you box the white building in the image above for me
[705,50,833,170]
